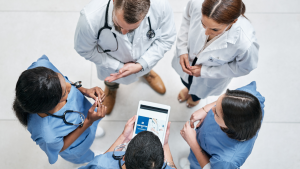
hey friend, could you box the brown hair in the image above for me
[114,0,150,24]
[202,0,247,24]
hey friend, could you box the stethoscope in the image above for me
[96,0,155,53]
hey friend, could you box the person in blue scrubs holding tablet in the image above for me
[180,82,265,169]
[80,116,177,169]
[13,55,107,164]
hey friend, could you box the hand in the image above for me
[190,108,208,128]
[122,115,137,143]
[83,87,105,102]
[85,98,106,125]
[180,121,197,146]
[164,122,171,146]
[105,63,143,82]
[179,54,192,75]
[190,64,202,77]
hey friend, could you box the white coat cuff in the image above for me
[201,65,210,78]
[203,162,211,169]
[116,62,124,73]
[136,58,148,71]
[176,48,188,57]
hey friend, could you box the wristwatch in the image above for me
[71,81,82,88]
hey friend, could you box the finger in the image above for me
[90,94,97,101]
[190,120,194,128]
[128,115,137,124]
[89,98,98,112]
[95,89,102,101]
[166,122,171,135]
[100,95,106,103]
[119,68,126,74]
[110,73,119,76]
[184,57,191,69]
[196,120,202,128]
[180,58,192,75]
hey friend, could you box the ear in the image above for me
[122,156,125,161]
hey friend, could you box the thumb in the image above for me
[119,67,127,74]
[89,98,98,112]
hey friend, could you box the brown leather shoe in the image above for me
[178,88,190,103]
[186,96,200,108]
[143,70,166,94]
[102,86,117,115]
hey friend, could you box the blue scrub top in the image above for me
[188,81,265,169]
[26,55,100,164]
[79,151,173,169]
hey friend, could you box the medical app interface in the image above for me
[135,104,168,144]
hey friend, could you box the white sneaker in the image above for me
[179,157,190,169]
[94,150,104,156]
[95,126,105,138]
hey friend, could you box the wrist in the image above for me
[135,63,143,71]
[84,118,93,127]
[120,133,130,144]
[187,137,198,146]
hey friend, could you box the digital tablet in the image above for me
[133,100,171,145]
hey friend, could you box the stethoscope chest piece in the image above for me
[147,29,155,39]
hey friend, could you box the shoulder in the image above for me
[81,0,107,17]
[210,156,239,169]
[27,115,63,144]
[80,152,124,169]
[228,16,258,50]
[79,0,108,32]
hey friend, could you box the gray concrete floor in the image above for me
[0,0,300,168]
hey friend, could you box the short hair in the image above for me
[221,89,262,141]
[114,0,150,24]
[125,131,164,169]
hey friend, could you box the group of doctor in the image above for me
[13,0,265,168]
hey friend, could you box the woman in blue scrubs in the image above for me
[180,82,265,169]
[13,55,107,164]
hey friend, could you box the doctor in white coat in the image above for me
[75,0,176,114]
[172,0,259,108]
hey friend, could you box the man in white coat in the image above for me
[74,0,176,114]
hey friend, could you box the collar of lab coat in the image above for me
[202,22,241,53]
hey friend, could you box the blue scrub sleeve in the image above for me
[236,81,265,117]
[210,157,238,169]
[38,139,64,164]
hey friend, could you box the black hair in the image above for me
[221,89,262,141]
[125,131,164,169]
[13,67,62,127]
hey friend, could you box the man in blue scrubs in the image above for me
[80,116,176,169]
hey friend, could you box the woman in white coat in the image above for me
[172,0,259,107]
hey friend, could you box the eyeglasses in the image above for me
[45,110,85,127]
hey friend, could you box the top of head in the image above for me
[125,131,164,169]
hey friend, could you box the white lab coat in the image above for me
[172,0,259,99]
[75,0,176,85]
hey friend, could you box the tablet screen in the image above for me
[134,104,169,144]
